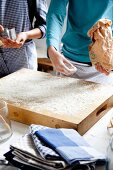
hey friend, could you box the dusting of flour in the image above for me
[0,69,113,121]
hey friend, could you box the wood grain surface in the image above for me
[0,68,113,134]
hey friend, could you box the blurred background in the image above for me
[35,0,67,58]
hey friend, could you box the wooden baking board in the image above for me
[0,68,113,135]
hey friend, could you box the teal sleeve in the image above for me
[46,0,68,51]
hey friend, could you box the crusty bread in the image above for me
[88,19,113,72]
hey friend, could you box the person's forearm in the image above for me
[46,0,68,51]
[25,28,43,40]
[48,46,57,58]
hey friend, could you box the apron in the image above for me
[0,0,37,78]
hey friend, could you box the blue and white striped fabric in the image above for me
[30,124,62,160]
[0,0,38,77]
[33,125,106,166]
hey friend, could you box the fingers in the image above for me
[16,32,27,45]
[95,63,109,75]
[62,63,77,75]
[0,40,3,46]
[62,57,77,75]
[49,51,77,76]
[16,39,24,46]
[64,58,76,69]
[0,25,4,32]
[1,38,22,48]
[55,60,77,76]
[16,35,23,44]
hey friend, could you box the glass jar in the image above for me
[0,100,12,143]
[0,28,16,40]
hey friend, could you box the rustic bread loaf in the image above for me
[88,19,113,72]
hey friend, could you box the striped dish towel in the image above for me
[33,126,106,166]
[30,124,62,160]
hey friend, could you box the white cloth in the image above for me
[68,60,113,86]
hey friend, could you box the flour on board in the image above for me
[0,69,113,120]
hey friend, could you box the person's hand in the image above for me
[0,37,23,48]
[16,32,28,46]
[0,25,4,32]
[48,46,77,76]
[95,63,109,75]
[0,28,23,48]
[0,31,28,48]
[0,25,22,48]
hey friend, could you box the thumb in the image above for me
[0,25,4,32]
[16,35,24,46]
[16,34,22,43]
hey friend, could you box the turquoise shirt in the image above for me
[47,0,113,63]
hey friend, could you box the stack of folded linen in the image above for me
[4,124,107,170]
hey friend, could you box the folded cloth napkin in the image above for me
[4,150,43,170]
[7,134,67,170]
[4,150,99,170]
[30,124,63,160]
[34,126,106,166]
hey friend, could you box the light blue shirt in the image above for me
[47,0,113,63]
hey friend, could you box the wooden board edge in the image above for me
[77,99,111,135]
[7,104,77,130]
